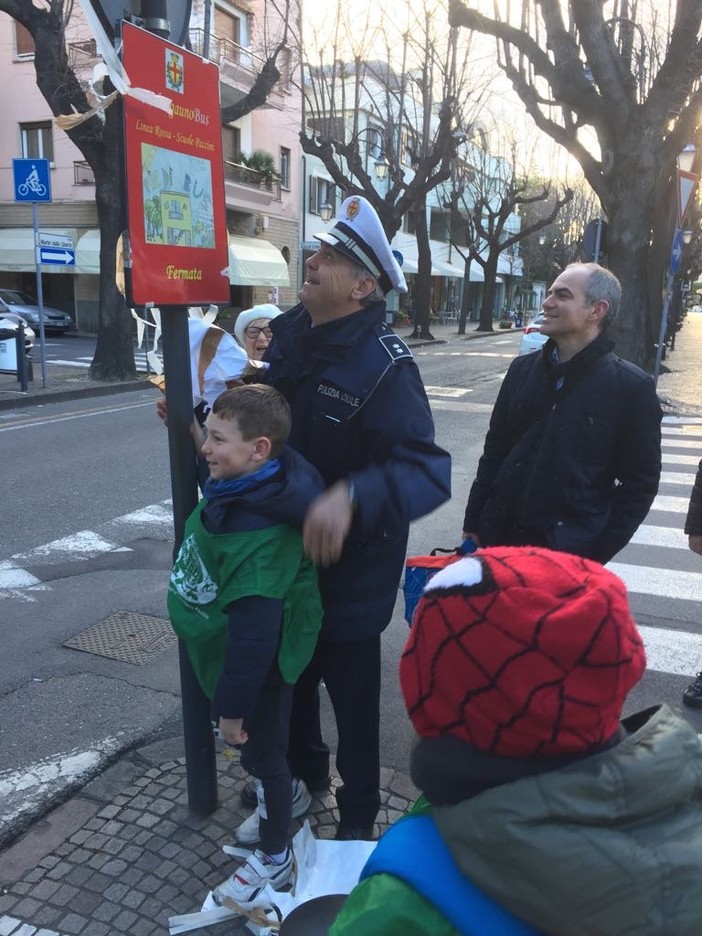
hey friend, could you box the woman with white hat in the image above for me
[234,303,283,361]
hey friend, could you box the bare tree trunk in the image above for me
[478,253,499,331]
[409,205,435,340]
[458,254,471,334]
[89,101,136,382]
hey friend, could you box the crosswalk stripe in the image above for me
[637,623,702,676]
[607,562,702,601]
[664,453,700,466]
[659,438,701,450]
[629,525,690,550]
[650,494,695,512]
[660,471,696,486]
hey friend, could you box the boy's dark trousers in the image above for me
[240,663,294,855]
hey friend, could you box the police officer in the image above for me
[264,196,451,839]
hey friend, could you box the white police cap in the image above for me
[315,195,407,295]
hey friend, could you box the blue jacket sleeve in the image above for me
[349,361,451,538]
[212,595,284,719]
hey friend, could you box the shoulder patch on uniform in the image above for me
[378,332,413,363]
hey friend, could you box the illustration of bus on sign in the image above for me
[142,144,215,249]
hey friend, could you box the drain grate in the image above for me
[63,611,177,664]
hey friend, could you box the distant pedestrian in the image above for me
[167,385,324,908]
[462,263,662,563]
[682,456,702,706]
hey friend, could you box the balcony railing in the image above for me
[189,28,260,72]
[73,161,95,186]
[67,38,98,71]
[224,160,281,200]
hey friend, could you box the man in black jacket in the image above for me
[462,263,661,564]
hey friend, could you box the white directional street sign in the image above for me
[670,228,684,275]
[39,231,73,250]
[39,246,75,266]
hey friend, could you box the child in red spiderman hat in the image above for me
[331,546,702,936]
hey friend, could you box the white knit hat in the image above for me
[233,304,283,348]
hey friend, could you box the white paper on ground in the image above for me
[167,821,376,935]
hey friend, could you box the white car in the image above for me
[0,311,35,353]
[518,312,548,355]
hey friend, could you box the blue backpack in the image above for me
[360,814,543,936]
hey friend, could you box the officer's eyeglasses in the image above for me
[244,325,273,339]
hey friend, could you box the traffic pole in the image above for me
[161,306,218,816]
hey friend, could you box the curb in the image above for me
[0,379,150,411]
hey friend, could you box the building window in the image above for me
[14,22,35,57]
[222,125,241,164]
[280,147,291,189]
[309,176,335,214]
[279,47,293,90]
[214,7,241,63]
[20,122,53,161]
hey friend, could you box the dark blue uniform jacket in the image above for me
[264,301,451,640]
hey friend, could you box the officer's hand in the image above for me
[156,397,168,424]
[689,534,702,556]
[303,482,354,567]
[218,717,248,747]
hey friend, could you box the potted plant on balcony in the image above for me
[240,150,280,190]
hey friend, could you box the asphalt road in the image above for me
[1,327,701,845]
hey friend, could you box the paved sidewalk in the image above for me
[0,736,417,936]
[656,310,702,417]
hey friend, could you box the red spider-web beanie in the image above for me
[400,547,646,757]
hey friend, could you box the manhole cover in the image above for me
[63,611,177,664]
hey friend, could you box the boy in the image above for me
[332,546,702,935]
[168,384,324,908]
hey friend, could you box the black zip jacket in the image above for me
[463,332,662,564]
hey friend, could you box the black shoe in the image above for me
[682,673,702,708]
[335,824,375,841]
[240,774,331,809]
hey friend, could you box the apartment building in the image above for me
[0,0,302,331]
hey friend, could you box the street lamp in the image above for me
[683,229,694,245]
[374,155,390,180]
[319,202,334,222]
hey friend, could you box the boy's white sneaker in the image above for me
[234,778,312,845]
[213,847,293,909]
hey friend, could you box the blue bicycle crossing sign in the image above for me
[12,158,52,203]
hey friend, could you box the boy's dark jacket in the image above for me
[168,447,324,719]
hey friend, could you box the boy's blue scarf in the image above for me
[203,458,281,502]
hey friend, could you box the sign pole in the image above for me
[31,203,48,388]
[653,269,673,386]
[160,304,217,816]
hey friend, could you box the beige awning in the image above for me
[75,229,101,274]
[0,228,78,273]
[228,236,290,287]
[390,233,486,282]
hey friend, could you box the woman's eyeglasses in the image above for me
[244,325,273,339]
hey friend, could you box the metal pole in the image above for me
[653,269,673,387]
[161,305,218,816]
[16,322,28,392]
[32,203,48,388]
[593,217,603,265]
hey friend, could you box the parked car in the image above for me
[0,311,36,354]
[0,289,74,334]
[518,312,548,355]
